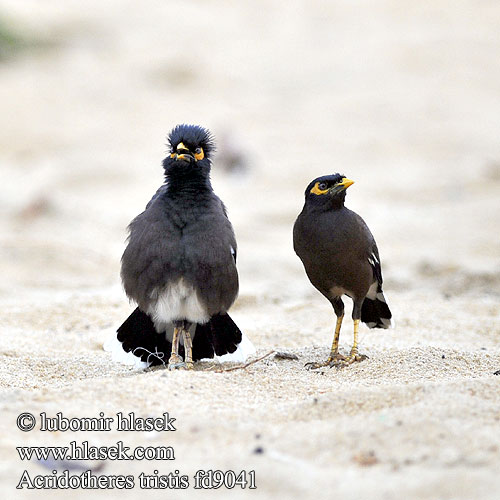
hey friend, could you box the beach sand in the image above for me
[1,1,500,498]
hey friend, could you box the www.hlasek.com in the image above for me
[16,412,256,490]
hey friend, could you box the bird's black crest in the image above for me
[167,124,216,158]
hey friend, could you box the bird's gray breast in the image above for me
[121,193,238,321]
[180,204,239,315]
[293,207,374,299]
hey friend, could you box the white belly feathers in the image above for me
[147,278,210,326]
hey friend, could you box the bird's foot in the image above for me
[339,353,368,366]
[305,361,326,370]
[168,362,186,370]
[305,353,346,370]
[327,353,348,367]
[168,354,185,370]
[184,361,194,371]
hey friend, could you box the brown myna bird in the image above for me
[105,124,255,370]
[293,174,392,368]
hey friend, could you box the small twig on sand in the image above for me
[274,351,299,360]
[205,350,276,373]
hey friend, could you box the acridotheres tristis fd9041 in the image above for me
[293,174,392,368]
[106,124,255,370]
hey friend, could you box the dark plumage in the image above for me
[293,173,392,368]
[110,124,254,370]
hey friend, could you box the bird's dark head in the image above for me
[163,124,215,180]
[304,173,354,209]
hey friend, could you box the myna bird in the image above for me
[293,174,392,368]
[105,124,255,370]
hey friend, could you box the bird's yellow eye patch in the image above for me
[194,147,204,161]
[310,182,329,195]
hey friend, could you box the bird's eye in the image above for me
[194,147,204,161]
[310,181,330,195]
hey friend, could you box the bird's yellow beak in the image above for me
[337,178,355,190]
[170,142,194,161]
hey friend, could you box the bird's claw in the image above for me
[305,353,346,370]
[168,354,185,370]
[167,358,195,371]
[305,361,325,370]
[306,353,368,370]
[168,362,186,370]
[337,353,368,366]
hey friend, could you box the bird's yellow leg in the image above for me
[305,315,345,369]
[326,315,345,364]
[343,319,368,364]
[182,328,194,370]
[168,327,184,370]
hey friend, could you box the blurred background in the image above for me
[1,0,499,304]
[2,2,500,499]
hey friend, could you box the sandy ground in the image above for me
[1,1,500,498]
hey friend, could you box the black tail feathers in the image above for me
[192,313,242,359]
[116,307,242,366]
[361,291,392,329]
[117,307,171,365]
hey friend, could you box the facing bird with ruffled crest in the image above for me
[106,124,255,369]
